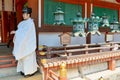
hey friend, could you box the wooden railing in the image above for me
[38,42,120,80]
[38,42,120,58]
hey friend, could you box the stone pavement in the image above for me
[0,67,42,80]
[86,67,120,80]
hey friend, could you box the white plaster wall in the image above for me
[38,32,86,47]
[113,33,120,42]
[116,59,120,67]
[91,33,105,44]
[38,32,120,47]
[71,36,86,45]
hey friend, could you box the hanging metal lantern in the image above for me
[53,6,65,25]
[110,18,120,32]
[87,13,102,35]
[71,11,87,37]
[101,13,110,27]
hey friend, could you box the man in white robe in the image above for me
[11,7,38,76]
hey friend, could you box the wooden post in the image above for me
[43,68,48,80]
[108,59,115,70]
[85,45,88,54]
[60,62,67,80]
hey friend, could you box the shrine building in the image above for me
[1,0,120,80]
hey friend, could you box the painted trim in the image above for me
[38,0,41,27]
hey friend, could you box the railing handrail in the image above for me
[40,42,120,49]
[40,44,119,55]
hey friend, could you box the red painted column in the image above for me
[108,59,115,71]
[86,2,92,44]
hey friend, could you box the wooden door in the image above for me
[1,11,9,43]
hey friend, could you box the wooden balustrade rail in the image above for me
[38,42,120,58]
[39,50,120,80]
[38,42,120,80]
[41,50,120,68]
[44,42,120,49]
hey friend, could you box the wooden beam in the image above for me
[54,0,91,4]
[93,0,120,10]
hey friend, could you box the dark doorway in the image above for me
[0,11,17,47]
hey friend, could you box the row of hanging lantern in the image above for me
[53,6,65,25]
[110,18,120,32]
[71,11,87,37]
[87,13,102,36]
[53,6,120,37]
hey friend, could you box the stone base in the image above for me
[86,67,120,80]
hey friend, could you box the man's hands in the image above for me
[10,31,16,34]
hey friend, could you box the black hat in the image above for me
[22,7,32,14]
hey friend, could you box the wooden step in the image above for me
[0,54,16,68]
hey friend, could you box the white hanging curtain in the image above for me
[0,0,15,11]
[4,0,12,11]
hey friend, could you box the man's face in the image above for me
[22,13,30,20]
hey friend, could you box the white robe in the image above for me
[17,51,37,75]
[13,18,38,75]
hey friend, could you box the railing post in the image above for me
[85,45,88,54]
[60,62,67,80]
[108,59,115,70]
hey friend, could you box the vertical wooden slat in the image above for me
[86,2,92,44]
